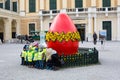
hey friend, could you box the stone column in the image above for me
[40,0,44,10]
[91,0,96,7]
[57,0,61,10]
[88,14,92,34]
[71,0,75,8]
[19,0,25,16]
[10,0,13,11]
[3,0,5,9]
[117,0,120,41]
[94,15,97,32]
[36,0,39,12]
[118,0,120,6]
[26,0,29,13]
[46,0,49,10]
[17,0,19,12]
[62,0,67,8]
[117,13,120,41]
[3,18,12,41]
[83,0,86,8]
[40,16,43,31]
[16,19,21,35]
[88,13,92,41]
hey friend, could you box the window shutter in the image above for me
[29,23,35,35]
[5,0,10,10]
[0,3,3,8]
[29,0,36,12]
[75,0,83,8]
[50,0,56,10]
[102,0,111,7]
[13,2,17,12]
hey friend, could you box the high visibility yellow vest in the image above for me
[37,51,44,60]
[28,51,34,62]
[21,50,26,57]
[32,47,36,50]
[24,51,28,61]
[43,48,47,54]
[33,52,38,61]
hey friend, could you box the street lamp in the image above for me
[39,10,46,47]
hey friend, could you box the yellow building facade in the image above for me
[0,0,120,42]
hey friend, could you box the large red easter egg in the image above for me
[46,13,80,55]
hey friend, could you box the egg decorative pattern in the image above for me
[45,13,81,56]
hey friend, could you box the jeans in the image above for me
[46,60,53,70]
[38,60,44,69]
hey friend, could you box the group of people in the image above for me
[80,31,104,45]
[20,42,61,70]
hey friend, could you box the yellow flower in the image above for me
[45,31,81,42]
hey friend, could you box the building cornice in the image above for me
[0,8,20,19]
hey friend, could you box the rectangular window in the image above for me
[29,23,35,35]
[75,0,83,8]
[13,2,17,12]
[50,0,56,10]
[0,3,3,8]
[5,0,10,10]
[29,0,36,12]
[102,0,111,7]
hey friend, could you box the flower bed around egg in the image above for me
[58,47,99,68]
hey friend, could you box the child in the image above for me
[37,49,46,69]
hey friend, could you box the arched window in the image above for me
[49,0,56,10]
[75,0,83,8]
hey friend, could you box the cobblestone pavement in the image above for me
[0,41,120,80]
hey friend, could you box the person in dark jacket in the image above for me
[80,32,84,43]
[46,48,61,70]
[93,32,97,45]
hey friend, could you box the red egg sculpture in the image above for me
[46,13,80,56]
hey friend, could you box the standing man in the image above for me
[80,30,84,43]
[93,32,97,45]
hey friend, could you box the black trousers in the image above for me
[51,54,61,67]
[93,39,97,45]
[21,57,25,65]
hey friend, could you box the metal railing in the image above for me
[59,48,99,68]
[40,7,117,16]
[66,8,88,13]
[42,10,60,14]
[97,7,117,12]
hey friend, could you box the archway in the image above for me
[0,18,4,43]
[12,20,17,38]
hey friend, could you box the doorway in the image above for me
[75,24,85,41]
[12,20,17,38]
[0,32,4,43]
[102,21,112,40]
